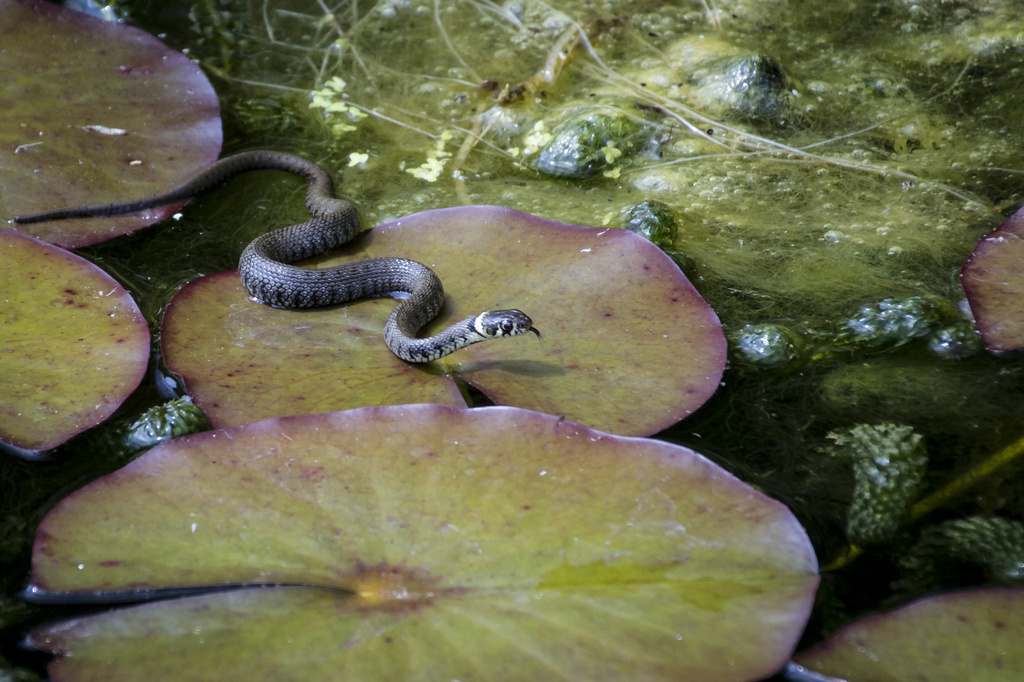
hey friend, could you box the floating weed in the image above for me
[308,76,367,137]
[402,130,455,182]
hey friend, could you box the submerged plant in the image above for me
[123,397,210,450]
[926,320,984,360]
[533,107,651,178]
[940,517,1024,582]
[833,296,943,351]
[900,516,1024,589]
[687,50,801,125]
[622,199,679,250]
[826,423,927,546]
[732,323,804,369]
[188,0,250,71]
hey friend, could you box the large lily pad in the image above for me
[961,204,1024,351]
[795,587,1024,681]
[162,206,726,436]
[0,0,221,247]
[26,404,817,682]
[0,228,149,452]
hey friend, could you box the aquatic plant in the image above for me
[533,106,651,178]
[731,323,803,369]
[937,517,1024,583]
[25,405,818,682]
[307,76,368,137]
[122,397,210,450]
[622,199,679,250]
[826,423,927,545]
[161,206,726,437]
[962,203,1024,351]
[0,0,221,248]
[796,588,1024,680]
[925,320,984,360]
[899,516,1024,592]
[176,0,1010,327]
[5,2,1024,679]
[0,229,149,454]
[832,296,943,351]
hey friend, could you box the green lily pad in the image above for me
[961,204,1024,351]
[0,228,149,452]
[26,404,818,681]
[161,206,726,436]
[795,587,1024,681]
[0,0,221,248]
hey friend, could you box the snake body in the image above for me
[14,151,538,363]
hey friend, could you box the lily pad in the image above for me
[26,404,818,682]
[161,206,726,436]
[961,204,1024,351]
[0,0,221,248]
[0,228,149,452]
[795,587,1024,681]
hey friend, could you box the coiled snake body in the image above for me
[15,151,538,363]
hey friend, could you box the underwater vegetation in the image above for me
[122,397,210,450]
[533,107,652,178]
[825,423,928,546]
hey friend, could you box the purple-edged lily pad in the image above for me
[26,404,818,682]
[795,587,1024,680]
[162,206,726,436]
[0,228,149,452]
[961,204,1024,351]
[0,0,221,247]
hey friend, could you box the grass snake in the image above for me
[14,151,538,363]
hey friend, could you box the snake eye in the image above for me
[500,320,514,333]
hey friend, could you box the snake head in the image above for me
[474,309,540,340]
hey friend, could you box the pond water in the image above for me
[3,0,1024,678]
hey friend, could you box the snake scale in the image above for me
[14,151,538,363]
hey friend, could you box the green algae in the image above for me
[818,359,991,423]
[167,0,1018,327]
